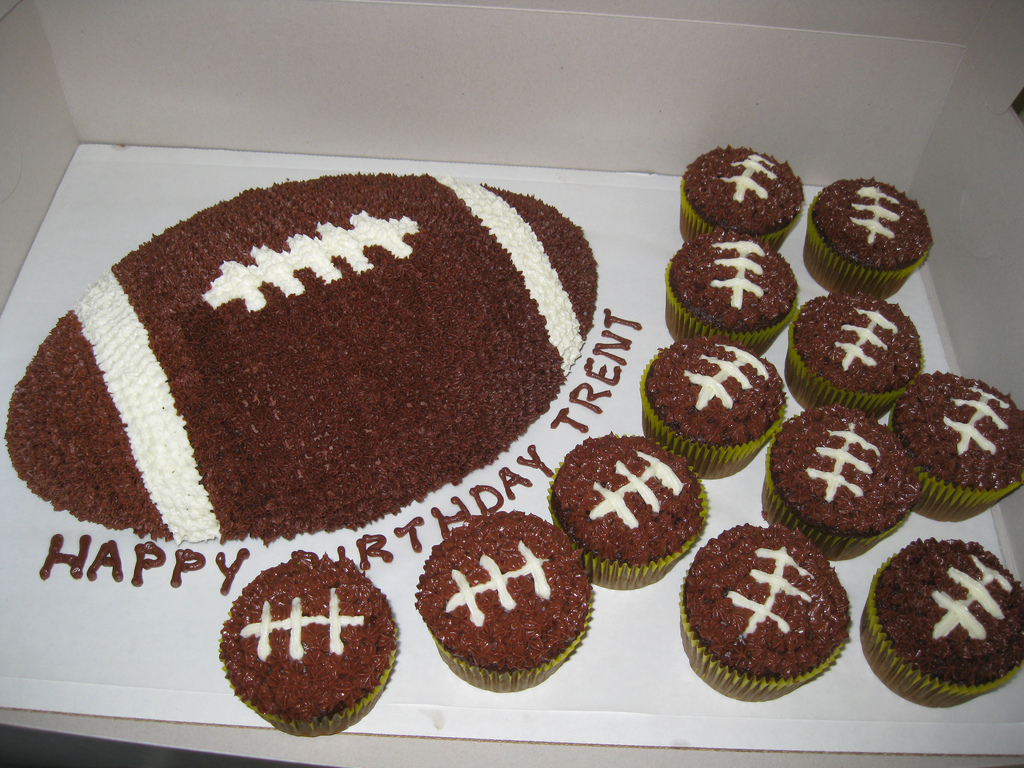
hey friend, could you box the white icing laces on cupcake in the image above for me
[686,344,771,410]
[727,547,812,637]
[240,589,366,661]
[944,387,1011,456]
[589,450,684,529]
[805,422,880,502]
[932,556,1013,640]
[850,186,901,244]
[836,307,898,371]
[710,240,766,309]
[445,542,551,627]
[719,154,777,202]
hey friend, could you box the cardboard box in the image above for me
[1,2,1023,765]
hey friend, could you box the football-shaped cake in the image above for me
[6,174,598,543]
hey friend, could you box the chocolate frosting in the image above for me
[415,511,591,673]
[769,404,920,536]
[668,228,797,333]
[6,174,598,543]
[791,292,921,394]
[683,147,804,236]
[813,178,931,270]
[645,335,785,446]
[684,523,849,679]
[891,371,1024,490]
[550,434,705,565]
[220,551,396,723]
[873,538,1024,686]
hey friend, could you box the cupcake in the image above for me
[220,550,397,736]
[549,434,708,589]
[785,291,922,418]
[680,523,850,701]
[890,371,1024,521]
[862,538,1024,707]
[680,146,804,247]
[805,178,931,298]
[763,404,920,559]
[415,510,592,692]
[665,228,798,355]
[641,335,786,478]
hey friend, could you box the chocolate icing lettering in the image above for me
[498,467,532,501]
[516,444,553,478]
[170,548,206,588]
[470,485,503,514]
[585,357,621,386]
[431,498,473,538]
[131,541,166,587]
[86,540,124,582]
[394,516,425,553]
[569,382,611,414]
[603,309,643,331]
[40,534,91,580]
[216,549,250,595]
[356,534,393,571]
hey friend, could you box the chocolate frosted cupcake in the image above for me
[806,178,931,298]
[890,372,1024,521]
[549,434,708,589]
[680,523,850,701]
[641,335,786,478]
[763,404,920,559]
[665,228,798,355]
[680,146,804,247]
[862,539,1024,707]
[785,291,922,418]
[415,510,592,692]
[220,551,397,736]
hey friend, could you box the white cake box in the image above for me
[2,2,1023,766]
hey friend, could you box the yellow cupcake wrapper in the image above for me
[860,559,1021,707]
[664,262,797,356]
[761,442,905,560]
[641,358,785,479]
[784,313,916,418]
[804,192,928,299]
[679,581,844,701]
[882,409,1024,521]
[680,178,798,248]
[433,596,593,692]
[548,455,709,589]
[886,411,1023,521]
[229,630,398,736]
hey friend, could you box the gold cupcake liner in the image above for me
[548,463,709,589]
[680,179,798,248]
[761,443,905,560]
[641,359,784,479]
[804,194,928,299]
[232,633,398,736]
[784,317,911,418]
[860,562,1021,707]
[679,581,844,701]
[433,596,592,692]
[664,263,797,356]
